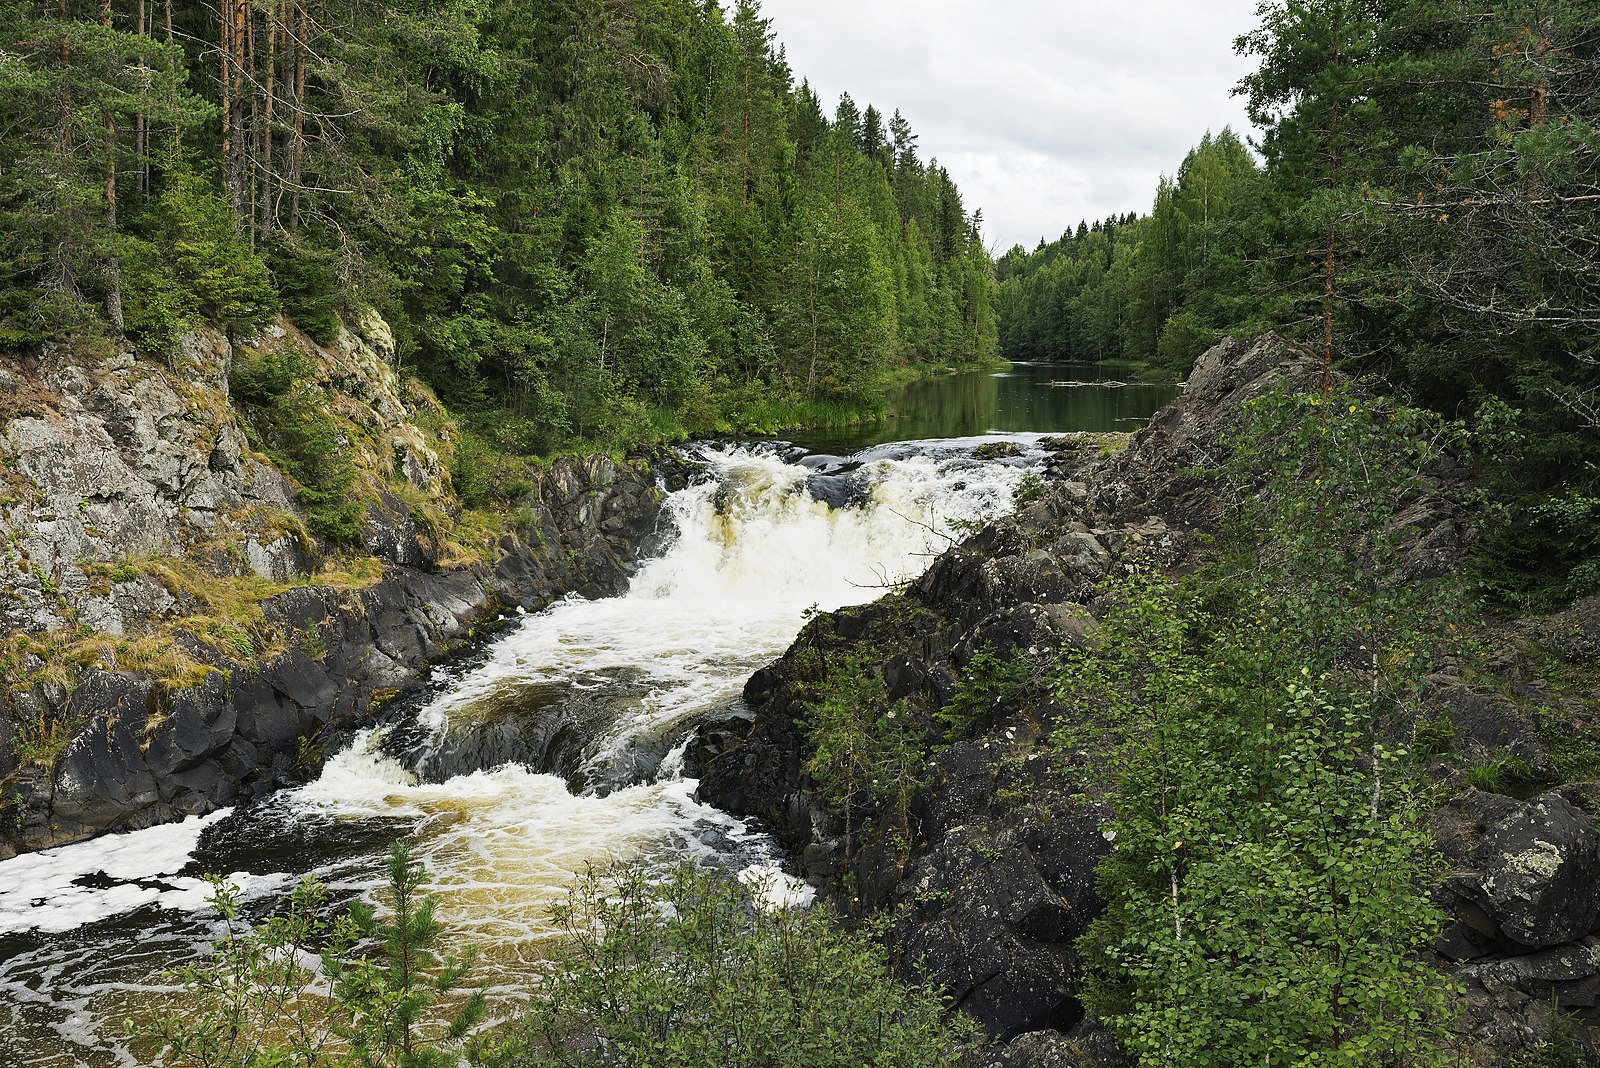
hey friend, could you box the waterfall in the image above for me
[0,439,1033,1066]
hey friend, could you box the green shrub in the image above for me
[488,864,979,1068]
[801,655,926,851]
[138,854,975,1068]
[1058,385,1470,1066]
[267,245,343,345]
[228,346,306,406]
[1010,471,1046,508]
[938,644,1029,738]
[245,379,366,548]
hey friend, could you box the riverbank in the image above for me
[0,318,668,859]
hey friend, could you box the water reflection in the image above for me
[786,362,1181,454]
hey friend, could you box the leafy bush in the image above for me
[487,864,979,1068]
[1056,385,1470,1066]
[138,854,975,1068]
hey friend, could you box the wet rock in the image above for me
[1,418,667,854]
[975,441,1024,460]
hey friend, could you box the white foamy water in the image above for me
[395,447,1025,775]
[0,810,295,936]
[0,439,1034,1067]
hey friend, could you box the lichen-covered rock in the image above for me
[1476,792,1600,950]
[0,447,663,857]
[1544,594,1600,664]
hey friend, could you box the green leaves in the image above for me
[489,864,978,1068]
[1063,385,1466,1066]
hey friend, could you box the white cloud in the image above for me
[754,0,1261,251]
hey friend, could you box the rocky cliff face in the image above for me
[0,319,665,858]
[696,335,1600,1066]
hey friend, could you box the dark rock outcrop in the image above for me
[1433,787,1600,1060]
[697,334,1600,1066]
[697,335,1333,1051]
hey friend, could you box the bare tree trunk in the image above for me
[260,1,279,239]
[230,0,247,225]
[134,0,147,196]
[289,1,308,229]
[1321,85,1341,396]
[245,0,257,247]
[53,0,80,296]
[100,0,124,330]
[220,0,233,207]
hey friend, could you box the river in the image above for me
[0,363,1179,1066]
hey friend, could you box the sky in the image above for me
[754,0,1264,255]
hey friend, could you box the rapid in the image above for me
[0,436,1041,1067]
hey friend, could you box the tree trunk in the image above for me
[260,1,279,238]
[53,0,79,297]
[289,1,308,229]
[100,0,124,330]
[219,0,232,208]
[135,0,147,196]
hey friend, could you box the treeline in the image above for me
[0,0,997,449]
[996,129,1259,371]
[1000,1,1600,608]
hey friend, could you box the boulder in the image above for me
[1476,792,1600,949]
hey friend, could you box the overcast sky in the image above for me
[754,0,1263,254]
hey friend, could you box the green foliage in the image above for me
[995,128,1259,372]
[1510,994,1589,1068]
[1465,754,1541,796]
[135,843,484,1068]
[485,864,979,1068]
[140,856,976,1068]
[267,247,343,346]
[2,0,998,455]
[245,375,365,548]
[1057,385,1467,1066]
[151,168,279,336]
[800,654,926,850]
[229,346,308,407]
[998,1,1600,604]
[11,706,84,770]
[1010,471,1046,508]
[937,645,1029,738]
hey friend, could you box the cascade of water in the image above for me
[0,440,1033,1068]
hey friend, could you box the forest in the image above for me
[0,0,998,451]
[997,1,1600,610]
